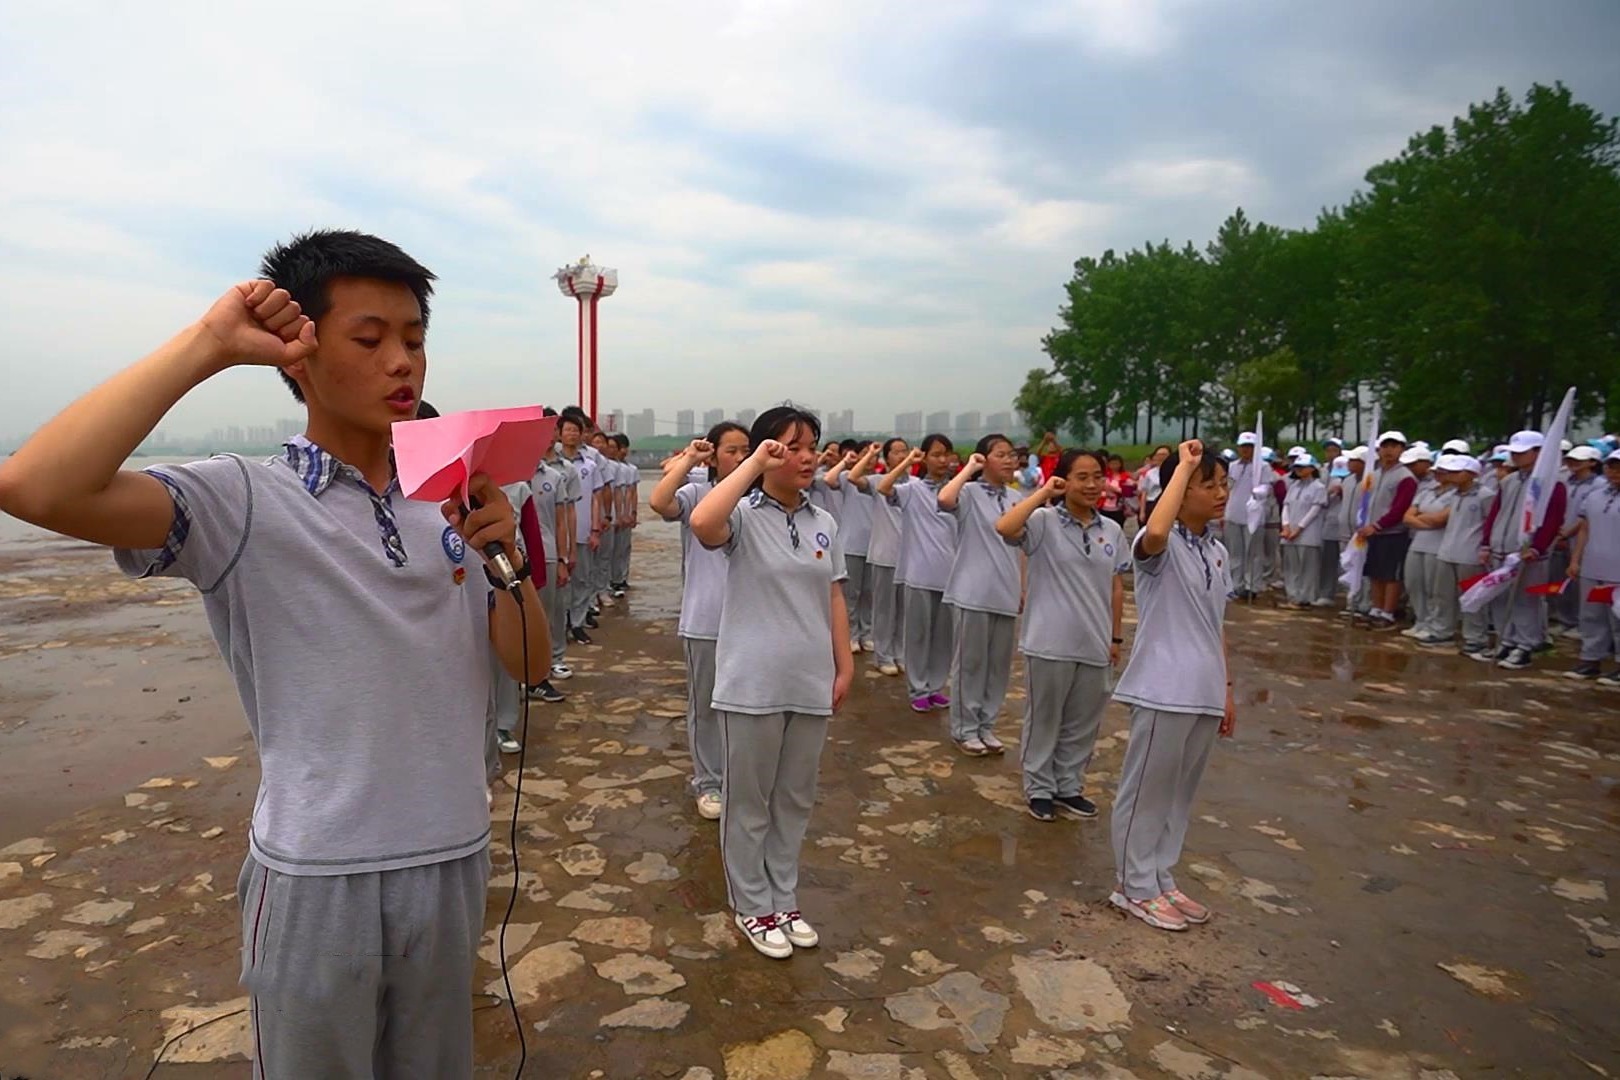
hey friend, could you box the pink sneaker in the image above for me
[928,693,951,709]
[910,696,932,713]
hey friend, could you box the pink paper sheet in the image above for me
[392,406,557,504]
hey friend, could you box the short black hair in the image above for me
[259,229,436,403]
[560,406,592,430]
[611,433,630,449]
[1057,447,1107,479]
[881,437,909,463]
[839,438,861,455]
[1159,449,1228,491]
[415,400,440,419]
[974,433,1012,458]
[751,404,823,450]
[704,421,750,483]
[919,433,954,456]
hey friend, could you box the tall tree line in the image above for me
[1020,84,1620,446]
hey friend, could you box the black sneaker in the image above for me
[571,627,593,645]
[1564,662,1601,681]
[1497,647,1532,671]
[530,680,566,703]
[1054,794,1098,819]
[584,613,600,630]
[1028,798,1057,822]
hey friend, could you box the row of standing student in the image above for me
[1225,431,1620,683]
[655,413,1239,955]
[485,408,642,781]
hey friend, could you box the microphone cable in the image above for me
[496,584,532,1078]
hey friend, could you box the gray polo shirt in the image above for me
[1282,478,1328,547]
[894,478,957,592]
[569,449,604,544]
[1487,471,1526,555]
[809,470,841,523]
[673,481,728,640]
[114,444,493,877]
[863,474,905,569]
[1579,482,1620,581]
[1321,476,1348,543]
[1408,484,1454,555]
[1439,484,1489,564]
[1113,523,1231,717]
[1012,506,1128,666]
[943,482,1020,616]
[528,461,564,560]
[838,480,874,557]
[711,491,848,715]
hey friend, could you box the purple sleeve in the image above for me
[1375,477,1417,531]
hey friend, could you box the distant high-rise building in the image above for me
[276,418,301,441]
[895,411,923,440]
[827,409,855,436]
[985,411,1013,436]
[602,409,625,434]
[954,411,981,443]
[626,409,656,441]
[676,409,696,437]
[925,411,950,437]
[736,408,757,429]
[703,407,726,431]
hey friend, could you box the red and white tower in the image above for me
[553,256,618,423]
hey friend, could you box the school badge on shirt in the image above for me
[815,531,830,559]
[442,527,468,583]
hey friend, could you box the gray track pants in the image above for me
[1110,707,1219,901]
[485,644,520,782]
[870,564,905,667]
[719,710,828,917]
[611,526,633,585]
[1021,657,1109,801]
[569,546,597,626]
[903,587,954,699]
[238,847,490,1080]
[1578,577,1620,662]
[1430,560,1473,647]
[1404,550,1439,632]
[683,638,723,796]
[843,554,874,643]
[1489,556,1549,650]
[542,568,568,665]
[1282,544,1321,605]
[1317,540,1341,602]
[949,608,1016,741]
[1224,523,1260,594]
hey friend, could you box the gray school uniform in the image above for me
[1553,475,1599,628]
[485,481,532,771]
[839,480,876,642]
[1486,471,1557,650]
[710,492,847,917]
[670,481,728,796]
[1319,476,1347,602]
[894,478,958,698]
[1281,478,1326,605]
[943,482,1020,741]
[568,448,605,626]
[1404,482,1453,634]
[1577,482,1620,662]
[1013,507,1129,801]
[863,474,908,667]
[536,459,575,664]
[610,461,636,585]
[809,470,842,523]
[1222,457,1263,593]
[1111,524,1231,902]
[116,440,493,1076]
[1434,483,1489,648]
[593,455,621,596]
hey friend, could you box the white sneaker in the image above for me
[850,637,863,653]
[1399,627,1423,639]
[956,737,990,757]
[735,913,793,959]
[859,640,876,653]
[497,731,522,754]
[979,733,1006,754]
[778,910,819,948]
[696,792,722,820]
[878,663,900,677]
[550,663,574,681]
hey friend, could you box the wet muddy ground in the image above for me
[1,512,1616,1079]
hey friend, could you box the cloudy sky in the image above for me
[2,0,1616,442]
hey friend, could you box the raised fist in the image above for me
[199,280,317,370]
[753,439,789,471]
[967,453,987,473]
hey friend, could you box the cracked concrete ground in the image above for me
[1,508,1616,1079]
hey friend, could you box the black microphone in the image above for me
[460,496,520,590]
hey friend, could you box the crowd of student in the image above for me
[1209,429,1620,683]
